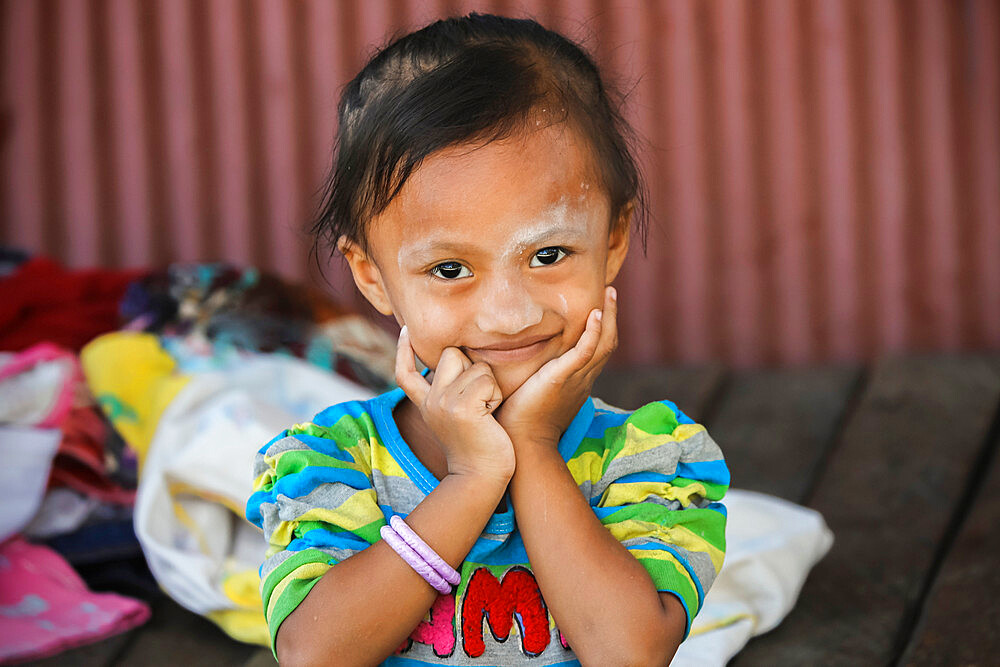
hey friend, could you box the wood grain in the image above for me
[734,356,1000,665]
[900,409,1000,664]
[703,364,862,501]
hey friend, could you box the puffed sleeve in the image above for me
[576,400,728,638]
[244,403,387,650]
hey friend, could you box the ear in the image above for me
[338,236,394,316]
[604,202,633,284]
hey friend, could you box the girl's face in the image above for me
[343,123,630,399]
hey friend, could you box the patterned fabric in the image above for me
[119,263,396,392]
[246,388,729,665]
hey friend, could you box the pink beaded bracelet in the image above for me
[390,515,461,586]
[380,524,452,594]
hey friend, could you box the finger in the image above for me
[433,346,473,387]
[570,307,605,368]
[594,286,619,362]
[463,372,505,414]
[468,362,504,412]
[582,286,619,380]
[540,306,603,381]
[453,361,492,394]
[454,361,496,396]
[395,326,431,406]
[488,375,503,412]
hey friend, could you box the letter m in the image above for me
[461,566,549,658]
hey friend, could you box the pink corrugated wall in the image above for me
[1,0,998,366]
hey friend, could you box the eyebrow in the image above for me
[403,225,590,261]
[512,224,590,248]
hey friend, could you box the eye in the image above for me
[529,246,568,267]
[430,261,472,280]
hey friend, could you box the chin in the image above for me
[494,363,545,400]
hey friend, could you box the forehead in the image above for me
[368,124,609,258]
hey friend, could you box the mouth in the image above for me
[463,334,557,364]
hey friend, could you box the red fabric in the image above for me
[461,566,550,658]
[0,258,147,352]
[50,407,136,506]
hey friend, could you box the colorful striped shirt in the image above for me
[246,387,728,665]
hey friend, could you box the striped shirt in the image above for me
[246,387,728,665]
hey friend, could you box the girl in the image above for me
[246,13,728,666]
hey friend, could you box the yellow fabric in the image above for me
[671,423,708,442]
[206,569,269,645]
[297,489,382,531]
[607,519,726,572]
[265,561,331,621]
[370,438,410,479]
[601,480,708,508]
[565,450,603,483]
[206,608,269,646]
[616,422,677,458]
[223,569,265,610]
[688,612,754,636]
[80,332,190,470]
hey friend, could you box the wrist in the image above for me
[509,439,565,486]
[444,459,514,486]
[507,428,561,453]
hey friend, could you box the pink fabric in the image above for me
[397,593,456,657]
[0,343,81,429]
[0,536,150,663]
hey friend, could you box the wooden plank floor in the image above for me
[22,354,1000,666]
[731,355,1000,665]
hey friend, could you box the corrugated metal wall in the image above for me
[1,0,998,366]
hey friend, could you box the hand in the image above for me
[496,286,618,447]
[395,326,516,481]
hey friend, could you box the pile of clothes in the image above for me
[0,250,836,666]
[0,251,393,661]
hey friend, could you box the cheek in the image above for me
[555,292,570,316]
[399,297,466,368]
[549,284,605,344]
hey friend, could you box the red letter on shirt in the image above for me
[461,566,549,658]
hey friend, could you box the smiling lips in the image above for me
[463,334,557,364]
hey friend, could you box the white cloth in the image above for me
[133,353,373,621]
[0,426,62,541]
[24,487,120,539]
[0,347,78,427]
[672,489,834,666]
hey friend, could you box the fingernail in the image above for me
[609,286,617,301]
[595,309,603,322]
[399,325,408,338]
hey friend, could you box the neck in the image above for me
[393,395,510,514]
[393,397,450,481]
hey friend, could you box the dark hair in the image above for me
[310,12,648,260]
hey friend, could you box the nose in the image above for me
[474,274,543,335]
